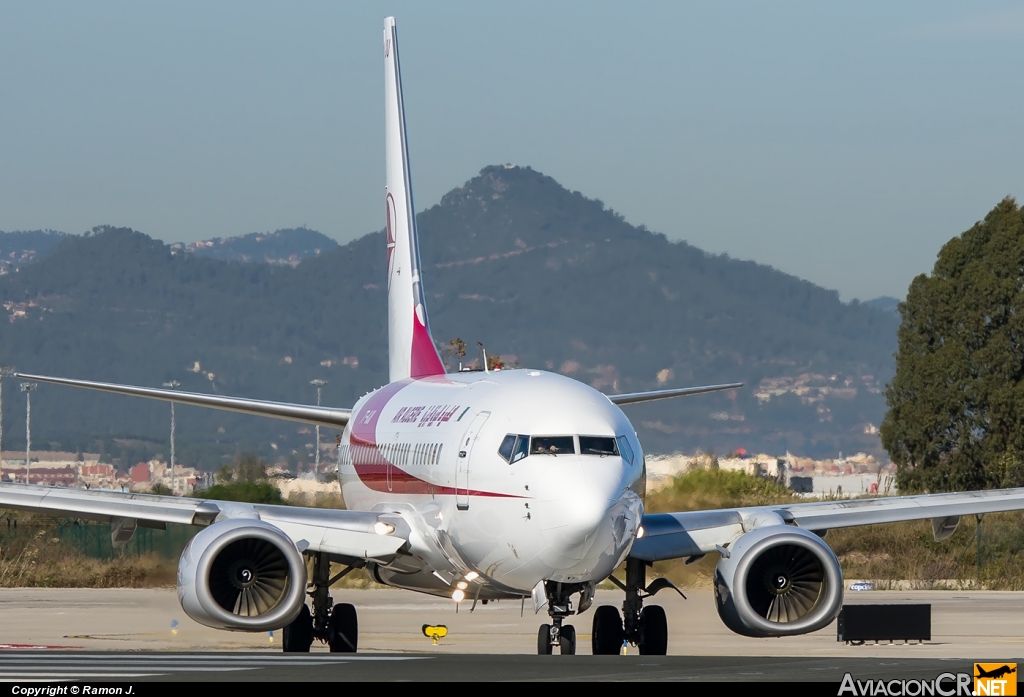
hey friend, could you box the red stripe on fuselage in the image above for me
[348,377,522,499]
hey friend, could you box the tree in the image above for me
[881,197,1024,492]
[441,338,467,371]
[234,453,269,483]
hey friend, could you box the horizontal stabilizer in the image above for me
[15,373,351,428]
[607,382,743,406]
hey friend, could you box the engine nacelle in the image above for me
[177,519,307,632]
[714,525,843,637]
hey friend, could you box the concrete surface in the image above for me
[0,588,1022,659]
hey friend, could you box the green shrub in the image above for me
[196,481,286,505]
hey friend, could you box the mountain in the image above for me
[0,166,899,469]
[0,230,69,276]
[1,227,339,273]
[174,228,338,266]
[864,296,901,315]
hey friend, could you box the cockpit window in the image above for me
[531,436,575,455]
[511,436,529,463]
[498,435,516,462]
[499,434,532,464]
[579,436,619,456]
[617,436,635,465]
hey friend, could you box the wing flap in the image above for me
[15,373,351,429]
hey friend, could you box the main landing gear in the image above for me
[282,552,360,653]
[591,557,680,655]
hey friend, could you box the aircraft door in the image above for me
[456,411,490,510]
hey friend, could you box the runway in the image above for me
[0,588,1021,681]
[0,652,991,682]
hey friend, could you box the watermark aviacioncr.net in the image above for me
[838,664,1018,697]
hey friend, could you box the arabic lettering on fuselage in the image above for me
[391,405,462,427]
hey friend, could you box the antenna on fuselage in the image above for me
[477,342,489,374]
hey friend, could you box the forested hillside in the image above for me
[0,166,898,470]
[176,228,338,265]
[0,230,68,276]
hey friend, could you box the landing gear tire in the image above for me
[559,624,576,655]
[282,604,313,653]
[328,603,358,653]
[638,605,668,655]
[537,624,553,655]
[592,605,625,655]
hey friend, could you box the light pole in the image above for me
[0,365,14,480]
[163,381,180,495]
[310,379,327,473]
[20,382,36,485]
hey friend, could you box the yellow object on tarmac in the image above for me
[422,625,448,645]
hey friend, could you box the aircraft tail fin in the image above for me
[383,17,446,382]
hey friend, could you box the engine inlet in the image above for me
[208,538,291,617]
[744,543,824,623]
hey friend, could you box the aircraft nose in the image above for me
[550,490,611,548]
[538,463,640,561]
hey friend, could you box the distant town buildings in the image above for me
[645,450,897,498]
[0,445,895,501]
[0,451,201,494]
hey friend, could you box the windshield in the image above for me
[531,436,575,455]
[579,436,619,456]
[498,434,532,463]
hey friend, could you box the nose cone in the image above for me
[536,459,642,581]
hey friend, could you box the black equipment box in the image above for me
[837,604,931,643]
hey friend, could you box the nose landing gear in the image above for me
[536,581,588,655]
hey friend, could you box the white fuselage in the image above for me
[337,369,645,599]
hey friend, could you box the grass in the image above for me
[0,518,176,588]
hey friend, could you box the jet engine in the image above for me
[713,525,843,637]
[177,519,307,632]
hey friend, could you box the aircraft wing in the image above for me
[15,373,351,429]
[630,486,1024,562]
[0,483,407,562]
[607,382,743,406]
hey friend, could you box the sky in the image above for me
[1,2,1022,301]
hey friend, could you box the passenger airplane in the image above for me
[6,17,1024,656]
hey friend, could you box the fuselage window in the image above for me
[531,436,575,455]
[617,436,635,465]
[580,436,619,456]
